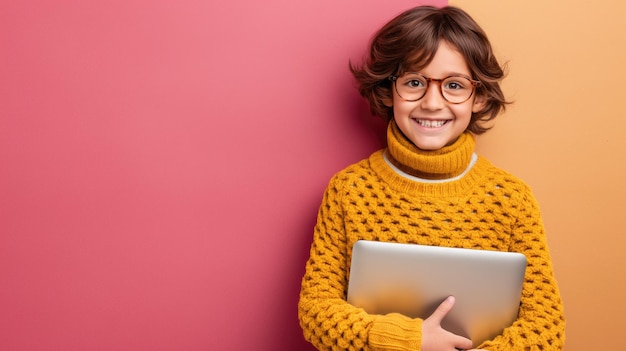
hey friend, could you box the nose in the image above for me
[419,82,445,111]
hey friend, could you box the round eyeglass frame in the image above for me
[389,73,481,104]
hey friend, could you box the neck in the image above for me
[386,121,476,180]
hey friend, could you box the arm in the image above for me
[298,173,473,351]
[476,188,566,350]
[298,174,424,350]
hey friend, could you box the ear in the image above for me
[472,94,487,113]
[382,96,393,107]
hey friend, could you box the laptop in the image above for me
[346,240,527,346]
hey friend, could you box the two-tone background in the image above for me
[2,0,624,349]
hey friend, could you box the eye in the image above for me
[443,76,472,91]
[444,80,465,90]
[406,79,425,88]
[401,75,427,89]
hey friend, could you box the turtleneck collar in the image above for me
[386,120,476,180]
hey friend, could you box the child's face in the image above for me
[386,41,485,151]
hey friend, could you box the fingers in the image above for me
[422,296,474,351]
[428,295,455,325]
[451,333,473,350]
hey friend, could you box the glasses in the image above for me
[390,73,481,104]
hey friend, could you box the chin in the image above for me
[416,144,444,151]
[412,139,449,151]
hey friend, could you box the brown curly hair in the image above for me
[350,6,510,134]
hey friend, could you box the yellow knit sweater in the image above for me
[298,122,566,350]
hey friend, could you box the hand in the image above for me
[421,296,473,351]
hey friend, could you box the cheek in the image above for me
[393,106,409,122]
[392,99,413,117]
[451,105,474,120]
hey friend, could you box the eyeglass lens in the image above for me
[394,74,475,103]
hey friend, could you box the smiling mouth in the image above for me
[415,119,449,128]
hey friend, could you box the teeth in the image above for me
[416,119,446,128]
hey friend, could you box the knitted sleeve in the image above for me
[476,183,566,350]
[298,171,423,351]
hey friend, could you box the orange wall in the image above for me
[451,1,626,349]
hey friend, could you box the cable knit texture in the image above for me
[298,122,566,350]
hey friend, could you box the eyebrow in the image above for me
[403,72,473,79]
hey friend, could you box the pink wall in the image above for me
[0,1,445,350]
